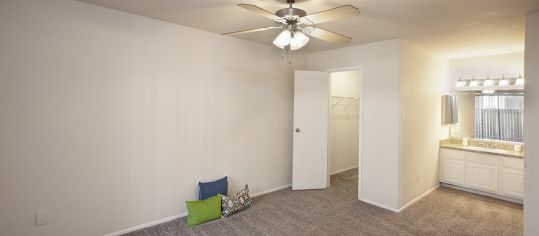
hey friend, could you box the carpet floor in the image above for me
[124,169,523,236]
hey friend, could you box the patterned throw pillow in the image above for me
[221,184,252,217]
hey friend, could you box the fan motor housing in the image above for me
[275,8,307,18]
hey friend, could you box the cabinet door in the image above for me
[467,163,499,193]
[442,159,465,186]
[501,168,524,199]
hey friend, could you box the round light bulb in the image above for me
[456,81,468,87]
[498,79,511,86]
[469,80,482,87]
[483,79,497,86]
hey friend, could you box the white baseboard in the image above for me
[440,183,523,204]
[103,184,291,236]
[103,213,187,236]
[398,185,439,212]
[359,198,400,213]
[251,184,291,197]
[359,185,439,213]
[330,165,358,176]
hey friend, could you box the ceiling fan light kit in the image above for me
[273,29,292,49]
[223,0,359,51]
[290,31,310,50]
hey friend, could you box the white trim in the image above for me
[102,184,292,236]
[103,213,187,236]
[398,185,439,212]
[251,184,291,197]
[441,183,523,204]
[359,198,400,213]
[330,165,359,176]
[359,185,439,213]
[325,65,364,73]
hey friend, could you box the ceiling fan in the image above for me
[222,0,360,51]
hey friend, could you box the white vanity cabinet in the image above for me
[440,148,524,200]
[466,152,499,193]
[440,149,466,185]
[500,158,524,198]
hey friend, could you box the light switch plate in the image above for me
[35,210,48,226]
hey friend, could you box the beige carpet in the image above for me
[124,169,523,236]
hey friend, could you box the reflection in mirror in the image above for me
[451,91,524,144]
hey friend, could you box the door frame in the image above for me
[326,65,365,200]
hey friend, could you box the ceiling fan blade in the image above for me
[238,4,284,22]
[301,5,359,25]
[304,27,352,45]
[222,26,282,36]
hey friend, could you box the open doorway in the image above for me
[329,70,361,174]
[328,69,362,196]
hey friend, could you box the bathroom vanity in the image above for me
[439,139,524,203]
[439,90,525,203]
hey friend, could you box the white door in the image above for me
[292,70,330,190]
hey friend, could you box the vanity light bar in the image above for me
[455,75,524,88]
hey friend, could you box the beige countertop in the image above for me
[440,142,524,159]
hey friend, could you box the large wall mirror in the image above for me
[451,92,524,143]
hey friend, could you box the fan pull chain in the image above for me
[288,48,292,64]
[281,47,293,65]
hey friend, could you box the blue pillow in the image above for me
[199,176,228,200]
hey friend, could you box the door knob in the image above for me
[295,128,301,133]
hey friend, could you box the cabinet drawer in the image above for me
[440,148,466,160]
[502,157,524,170]
[467,152,499,166]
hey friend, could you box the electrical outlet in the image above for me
[416,173,421,183]
[35,210,48,226]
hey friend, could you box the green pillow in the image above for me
[185,194,222,226]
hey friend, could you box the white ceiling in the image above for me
[77,0,539,58]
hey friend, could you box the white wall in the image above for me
[398,42,448,208]
[307,40,401,209]
[524,11,539,236]
[330,71,361,98]
[449,52,524,90]
[0,1,305,235]
[329,71,360,173]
